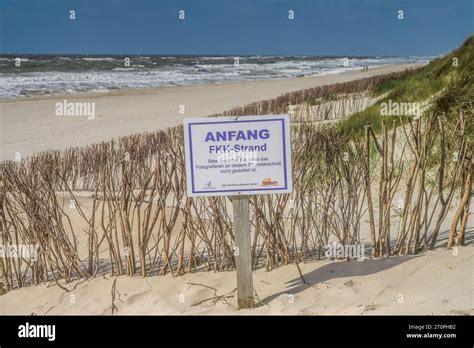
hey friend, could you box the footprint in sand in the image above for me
[363,304,379,312]
[344,280,354,288]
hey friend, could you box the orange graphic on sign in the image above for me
[261,178,278,186]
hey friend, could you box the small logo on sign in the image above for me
[261,178,278,187]
[203,180,215,190]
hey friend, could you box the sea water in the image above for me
[0,55,430,99]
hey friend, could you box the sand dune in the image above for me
[0,246,471,315]
[0,63,420,161]
[1,62,472,316]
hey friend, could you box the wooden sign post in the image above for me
[232,195,254,309]
[183,115,292,310]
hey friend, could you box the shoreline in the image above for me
[0,63,421,160]
[0,63,421,103]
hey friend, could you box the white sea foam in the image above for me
[0,56,428,98]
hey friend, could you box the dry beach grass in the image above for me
[0,55,472,314]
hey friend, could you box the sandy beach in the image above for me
[0,63,420,160]
[1,58,471,316]
[1,2,472,345]
[0,245,471,315]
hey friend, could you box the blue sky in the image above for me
[0,0,472,56]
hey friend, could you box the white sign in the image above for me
[184,115,292,197]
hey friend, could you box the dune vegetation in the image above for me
[0,37,472,294]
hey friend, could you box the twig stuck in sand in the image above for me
[295,260,308,285]
[252,288,270,308]
[110,278,118,315]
